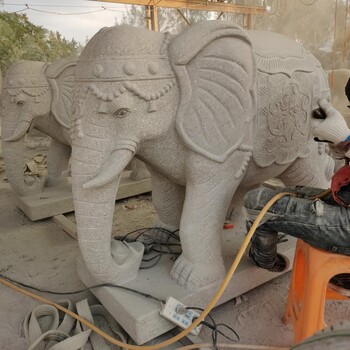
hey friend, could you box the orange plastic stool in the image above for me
[284,239,350,343]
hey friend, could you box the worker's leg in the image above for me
[244,186,350,271]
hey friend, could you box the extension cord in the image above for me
[0,192,294,349]
[159,297,203,336]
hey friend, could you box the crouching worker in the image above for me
[244,98,350,293]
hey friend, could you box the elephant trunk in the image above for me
[72,141,144,284]
[1,113,43,196]
[4,119,31,142]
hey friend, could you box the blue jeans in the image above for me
[244,186,350,256]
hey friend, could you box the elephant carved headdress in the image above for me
[73,22,257,165]
[2,59,76,130]
[72,26,177,139]
[3,61,50,102]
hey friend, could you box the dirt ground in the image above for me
[1,131,350,349]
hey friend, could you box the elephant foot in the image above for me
[17,175,45,196]
[78,241,144,286]
[170,254,226,289]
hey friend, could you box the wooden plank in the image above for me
[13,171,151,221]
[263,178,284,190]
[93,0,265,14]
[53,214,77,240]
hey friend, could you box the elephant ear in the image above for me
[46,58,77,129]
[169,21,256,163]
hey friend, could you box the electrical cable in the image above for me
[3,0,267,15]
[26,7,107,15]
[2,272,239,346]
[188,306,239,349]
[4,3,123,8]
[117,226,181,269]
[306,188,331,200]
[175,344,290,350]
[3,2,127,15]
[118,226,180,242]
[0,191,295,350]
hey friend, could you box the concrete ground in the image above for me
[1,132,350,349]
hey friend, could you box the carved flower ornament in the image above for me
[268,83,309,142]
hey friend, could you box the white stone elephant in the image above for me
[71,21,335,289]
[1,59,75,196]
[1,60,151,198]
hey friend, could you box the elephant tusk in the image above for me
[4,121,31,142]
[83,149,134,190]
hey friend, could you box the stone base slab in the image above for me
[13,171,151,221]
[77,230,297,345]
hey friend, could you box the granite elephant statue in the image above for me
[1,59,75,196]
[1,59,151,198]
[71,21,335,289]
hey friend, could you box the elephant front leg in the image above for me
[45,139,71,187]
[170,171,241,289]
[149,170,185,243]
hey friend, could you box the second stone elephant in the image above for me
[1,59,75,196]
[71,21,335,289]
[1,60,151,197]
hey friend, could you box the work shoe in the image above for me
[249,248,289,273]
[248,224,289,273]
[329,274,350,297]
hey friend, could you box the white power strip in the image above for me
[159,296,203,336]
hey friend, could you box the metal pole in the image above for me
[243,13,252,29]
[151,5,159,31]
[145,5,151,30]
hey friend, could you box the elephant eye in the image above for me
[114,108,130,118]
[16,100,25,106]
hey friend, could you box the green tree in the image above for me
[0,11,82,75]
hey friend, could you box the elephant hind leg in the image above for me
[278,144,334,189]
[146,170,185,244]
[45,139,71,187]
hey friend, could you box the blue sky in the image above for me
[1,0,129,44]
